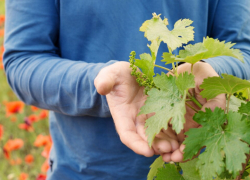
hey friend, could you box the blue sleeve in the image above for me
[205,0,250,79]
[3,0,115,117]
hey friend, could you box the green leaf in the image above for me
[162,43,207,64]
[140,13,194,51]
[229,95,246,112]
[238,101,250,116]
[148,38,162,59]
[140,73,195,146]
[244,176,250,180]
[162,37,244,65]
[180,159,201,180]
[162,52,177,65]
[147,156,165,180]
[200,74,250,100]
[135,53,155,80]
[155,164,184,180]
[183,108,250,179]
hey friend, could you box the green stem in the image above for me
[172,62,176,75]
[186,102,198,113]
[187,92,202,109]
[154,64,173,74]
[226,94,231,114]
[191,64,194,74]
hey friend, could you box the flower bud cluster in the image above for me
[129,51,156,94]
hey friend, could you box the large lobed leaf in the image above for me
[183,108,250,179]
[140,13,194,51]
[162,37,244,64]
[140,72,195,146]
[200,74,250,100]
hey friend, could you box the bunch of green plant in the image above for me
[129,13,250,180]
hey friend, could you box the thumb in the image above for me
[94,64,118,95]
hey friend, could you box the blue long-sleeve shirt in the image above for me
[4,0,250,179]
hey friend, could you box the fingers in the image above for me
[152,128,179,155]
[113,112,154,157]
[162,144,185,162]
[118,120,154,157]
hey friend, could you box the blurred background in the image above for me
[0,1,50,180]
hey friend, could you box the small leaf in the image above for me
[135,53,155,80]
[147,156,165,180]
[155,164,184,180]
[162,52,177,64]
[238,101,250,116]
[200,74,250,100]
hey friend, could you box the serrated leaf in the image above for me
[162,37,244,65]
[183,108,250,179]
[180,159,201,180]
[162,52,177,65]
[140,73,195,146]
[140,13,194,51]
[135,53,155,80]
[162,43,207,64]
[238,101,250,116]
[200,74,250,100]
[147,156,165,180]
[155,164,184,180]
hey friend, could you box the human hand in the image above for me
[94,61,179,157]
[161,62,226,162]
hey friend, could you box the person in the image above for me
[3,0,250,179]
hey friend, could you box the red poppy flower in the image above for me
[25,154,34,164]
[34,135,51,147]
[19,172,28,180]
[39,110,48,119]
[41,142,52,158]
[4,139,24,152]
[31,105,39,112]
[4,101,25,117]
[28,114,39,123]
[41,160,49,173]
[36,174,47,180]
[0,124,3,140]
[0,15,5,23]
[19,123,34,132]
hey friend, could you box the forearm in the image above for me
[4,52,116,117]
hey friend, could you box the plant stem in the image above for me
[191,64,194,74]
[186,102,198,113]
[226,94,231,114]
[236,152,250,180]
[187,92,202,109]
[154,64,173,74]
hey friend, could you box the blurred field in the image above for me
[0,1,50,180]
